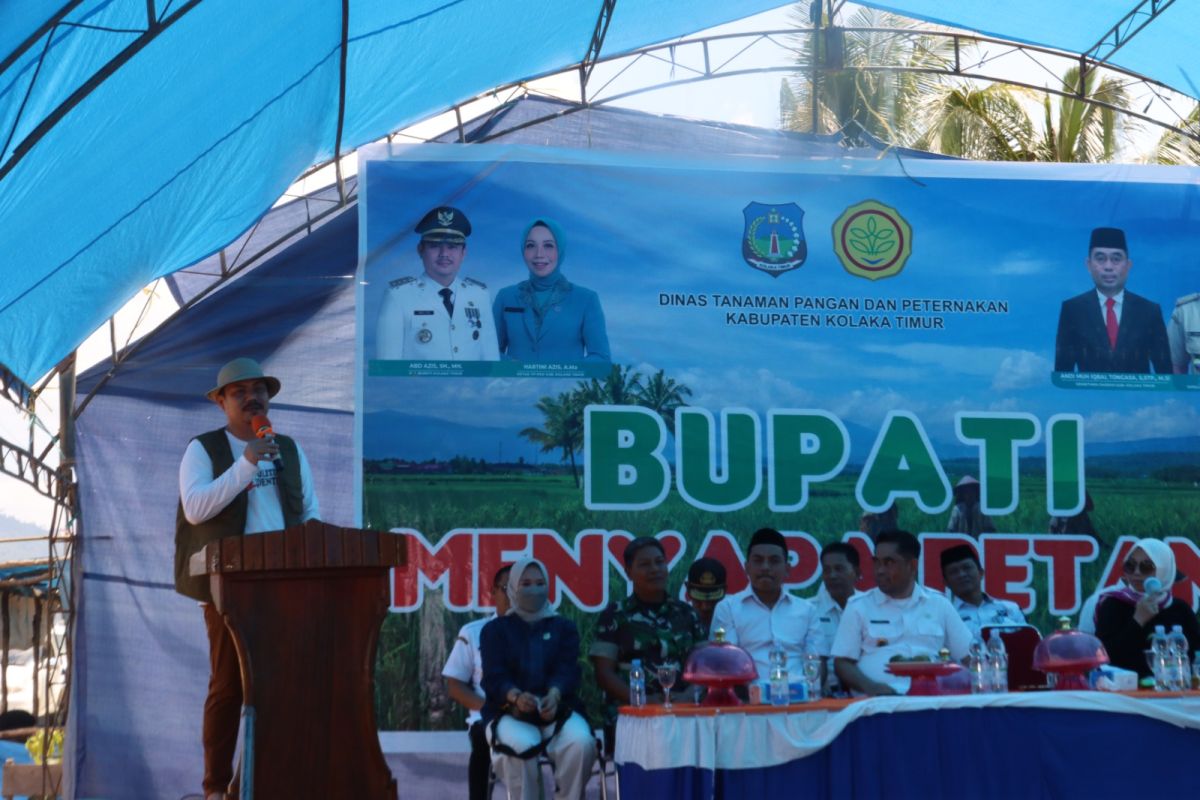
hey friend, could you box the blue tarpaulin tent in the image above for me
[2,1,1199,385]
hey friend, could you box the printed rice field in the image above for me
[367,470,1198,729]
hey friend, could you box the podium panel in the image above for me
[194,520,406,799]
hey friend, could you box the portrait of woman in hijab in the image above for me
[479,558,596,799]
[493,219,611,362]
[1095,538,1200,677]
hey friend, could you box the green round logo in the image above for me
[832,200,912,280]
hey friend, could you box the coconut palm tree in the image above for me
[784,4,1139,163]
[636,368,693,435]
[1149,103,1200,165]
[520,391,585,486]
[909,83,1038,160]
[783,6,955,145]
[1037,65,1136,162]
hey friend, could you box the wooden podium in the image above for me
[191,520,406,799]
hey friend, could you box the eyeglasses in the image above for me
[1122,560,1155,576]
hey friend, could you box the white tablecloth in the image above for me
[616,693,1200,771]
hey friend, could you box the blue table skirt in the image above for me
[618,706,1200,799]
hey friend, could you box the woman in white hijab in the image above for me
[1096,538,1200,677]
[479,558,596,799]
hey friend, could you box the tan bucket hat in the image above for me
[205,357,281,401]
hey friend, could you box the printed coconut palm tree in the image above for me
[636,368,693,435]
[520,391,586,487]
[577,363,645,407]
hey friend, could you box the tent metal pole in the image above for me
[0,0,203,185]
[580,0,617,102]
[333,0,350,207]
[1084,0,1177,66]
[0,0,86,76]
[58,354,76,472]
[811,1,822,133]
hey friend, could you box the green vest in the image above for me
[174,427,304,602]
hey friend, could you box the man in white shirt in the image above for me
[442,564,512,800]
[375,206,499,361]
[175,358,320,800]
[940,544,1026,638]
[809,542,863,696]
[710,528,817,682]
[832,530,972,696]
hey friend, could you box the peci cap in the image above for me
[686,557,727,601]
[206,358,280,401]
[415,206,471,243]
[1089,227,1127,253]
[939,544,981,571]
[748,527,787,555]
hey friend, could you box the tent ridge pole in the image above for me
[1083,0,1177,66]
[333,0,351,205]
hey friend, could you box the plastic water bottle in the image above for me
[986,631,1009,693]
[1150,626,1170,691]
[1167,626,1190,691]
[629,659,646,707]
[769,644,789,706]
[1192,651,1200,691]
[968,636,988,694]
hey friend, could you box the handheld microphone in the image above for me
[250,414,283,468]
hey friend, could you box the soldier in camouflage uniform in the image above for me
[590,537,706,728]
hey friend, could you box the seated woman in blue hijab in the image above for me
[493,219,610,362]
[481,558,596,799]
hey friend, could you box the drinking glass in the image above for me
[803,653,823,701]
[657,661,680,710]
[1145,649,1166,690]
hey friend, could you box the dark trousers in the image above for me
[202,603,242,796]
[468,720,490,800]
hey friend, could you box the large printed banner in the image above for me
[355,144,1199,728]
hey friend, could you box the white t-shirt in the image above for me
[831,585,973,693]
[179,430,319,533]
[710,588,817,681]
[441,616,495,726]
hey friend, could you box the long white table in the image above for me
[616,692,1200,798]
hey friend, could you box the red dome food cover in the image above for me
[683,630,758,687]
[1033,624,1109,673]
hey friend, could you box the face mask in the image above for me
[517,584,548,613]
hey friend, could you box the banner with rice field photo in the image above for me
[355,143,1200,729]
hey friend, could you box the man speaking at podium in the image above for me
[175,357,320,800]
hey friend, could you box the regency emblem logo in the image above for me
[742,202,807,277]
